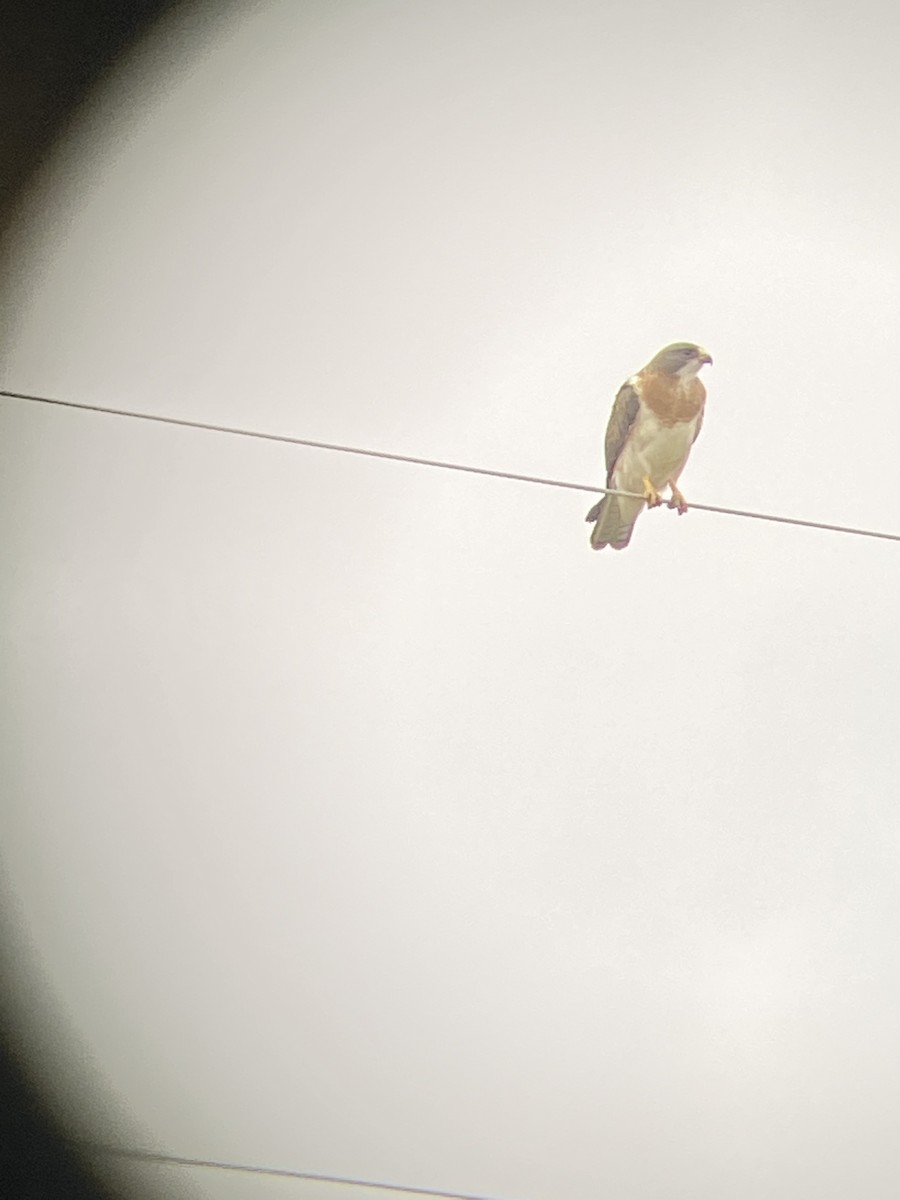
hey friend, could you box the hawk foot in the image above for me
[666,482,688,515]
[642,476,663,508]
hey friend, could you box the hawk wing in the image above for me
[604,381,641,484]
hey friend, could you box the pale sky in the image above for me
[3,2,900,1199]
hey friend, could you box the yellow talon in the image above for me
[642,476,663,508]
[667,482,688,515]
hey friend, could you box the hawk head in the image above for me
[649,342,713,378]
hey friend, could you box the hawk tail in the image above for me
[585,495,641,551]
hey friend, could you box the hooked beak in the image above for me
[698,349,713,366]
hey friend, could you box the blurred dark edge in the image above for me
[0,0,179,237]
[1,3,179,1195]
[0,1030,117,1200]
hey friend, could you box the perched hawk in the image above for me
[586,342,712,550]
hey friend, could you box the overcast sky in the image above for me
[3,2,900,1198]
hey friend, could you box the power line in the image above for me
[3,386,899,544]
[78,1143,512,1200]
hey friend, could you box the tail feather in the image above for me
[586,495,642,551]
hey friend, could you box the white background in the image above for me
[3,2,900,1198]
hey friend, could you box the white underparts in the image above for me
[611,404,699,494]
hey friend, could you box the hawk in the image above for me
[586,342,712,550]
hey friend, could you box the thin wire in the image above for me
[78,1143,511,1200]
[3,386,899,544]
